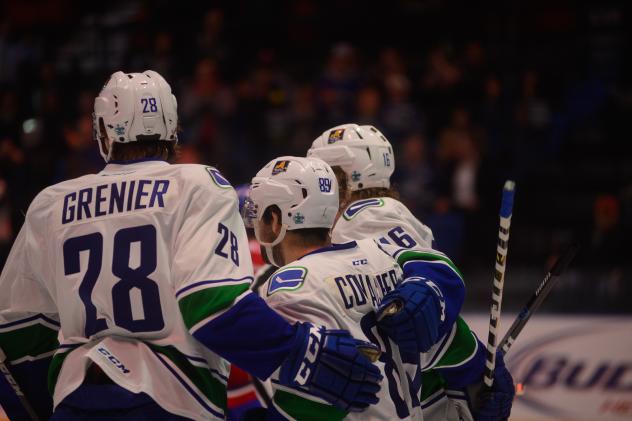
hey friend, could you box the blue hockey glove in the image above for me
[376,277,443,354]
[476,351,515,421]
[278,322,383,412]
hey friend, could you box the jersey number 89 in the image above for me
[63,225,164,337]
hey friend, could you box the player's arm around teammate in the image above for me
[0,72,381,420]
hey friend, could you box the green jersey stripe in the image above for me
[434,317,477,368]
[273,389,346,421]
[397,250,465,280]
[178,283,250,329]
[0,323,59,362]
[420,369,448,402]
[148,344,227,411]
[48,347,77,395]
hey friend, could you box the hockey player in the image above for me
[307,124,433,249]
[307,123,514,420]
[243,155,470,419]
[0,72,382,420]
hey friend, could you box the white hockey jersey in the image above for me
[332,198,476,421]
[332,197,434,249]
[262,239,424,421]
[0,160,255,420]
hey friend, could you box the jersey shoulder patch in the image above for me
[342,198,385,220]
[267,266,308,296]
[205,166,232,189]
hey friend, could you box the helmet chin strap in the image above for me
[106,139,114,162]
[255,223,288,267]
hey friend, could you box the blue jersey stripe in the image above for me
[0,314,59,330]
[298,241,357,259]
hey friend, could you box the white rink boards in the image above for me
[464,313,632,421]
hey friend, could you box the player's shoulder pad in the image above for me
[174,164,233,190]
[266,265,308,296]
[27,176,92,220]
[342,197,385,220]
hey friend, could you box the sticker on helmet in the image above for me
[267,266,308,295]
[328,128,345,144]
[293,212,305,224]
[318,177,332,192]
[351,171,362,182]
[272,160,291,175]
[205,167,232,189]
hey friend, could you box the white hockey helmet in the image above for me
[307,123,395,191]
[243,156,339,263]
[93,70,178,162]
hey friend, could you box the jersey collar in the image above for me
[299,241,358,260]
[100,158,169,175]
[108,157,168,164]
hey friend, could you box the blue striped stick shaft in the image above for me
[483,180,515,388]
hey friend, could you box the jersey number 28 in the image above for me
[63,224,164,337]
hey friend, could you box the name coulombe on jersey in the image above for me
[61,179,170,224]
[333,266,400,309]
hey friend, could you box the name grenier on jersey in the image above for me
[61,178,171,224]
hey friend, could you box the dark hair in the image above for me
[98,117,179,162]
[331,166,350,208]
[262,205,330,247]
[349,186,400,201]
[110,140,179,162]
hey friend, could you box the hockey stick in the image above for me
[499,243,579,355]
[483,180,515,388]
[0,347,40,421]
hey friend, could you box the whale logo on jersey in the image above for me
[272,160,291,175]
[205,166,232,188]
[342,198,385,220]
[267,266,308,296]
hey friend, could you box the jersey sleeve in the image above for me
[172,167,298,380]
[0,194,60,419]
[432,317,485,388]
[379,243,465,345]
[261,270,347,420]
[172,168,255,330]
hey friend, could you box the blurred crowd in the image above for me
[1,0,631,311]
